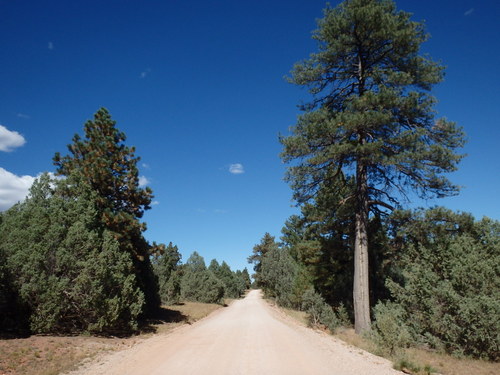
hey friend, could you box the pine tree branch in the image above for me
[368,199,395,211]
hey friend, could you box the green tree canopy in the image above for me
[260,247,298,308]
[248,233,279,287]
[180,252,225,304]
[207,259,245,298]
[0,174,144,334]
[218,261,244,298]
[386,208,500,360]
[240,268,252,290]
[208,259,221,274]
[152,242,182,305]
[184,251,207,273]
[280,0,465,333]
[53,108,159,313]
[53,108,152,220]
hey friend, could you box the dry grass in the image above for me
[0,336,130,375]
[165,301,223,324]
[336,328,378,353]
[280,307,309,326]
[0,301,224,375]
[336,328,499,375]
[405,347,500,375]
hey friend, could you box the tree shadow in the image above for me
[0,309,31,339]
[138,306,188,334]
[0,330,31,340]
[0,306,189,339]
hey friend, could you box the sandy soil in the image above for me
[65,290,402,375]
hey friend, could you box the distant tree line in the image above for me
[0,108,250,336]
[152,245,251,305]
[250,0,498,362]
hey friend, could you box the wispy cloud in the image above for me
[151,200,160,206]
[0,168,36,211]
[140,68,151,78]
[138,175,150,187]
[142,163,150,169]
[229,163,244,174]
[48,41,54,50]
[0,125,26,152]
[464,8,474,16]
[16,113,31,119]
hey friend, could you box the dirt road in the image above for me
[67,290,401,375]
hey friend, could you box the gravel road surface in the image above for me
[67,289,401,375]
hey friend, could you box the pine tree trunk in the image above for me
[354,162,371,334]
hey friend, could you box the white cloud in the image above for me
[464,8,474,16]
[142,163,150,169]
[229,163,244,174]
[151,200,160,206]
[139,175,150,187]
[48,41,54,50]
[0,168,36,211]
[140,68,151,78]
[0,170,63,211]
[0,125,26,152]
[17,113,31,119]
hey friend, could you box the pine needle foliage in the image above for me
[248,233,280,288]
[259,245,299,308]
[53,108,159,313]
[387,208,500,360]
[0,174,144,334]
[180,252,225,304]
[152,242,182,305]
[280,0,465,333]
[53,108,152,220]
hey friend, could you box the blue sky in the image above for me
[0,0,498,272]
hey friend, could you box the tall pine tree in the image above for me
[280,0,465,333]
[248,233,280,288]
[152,242,182,305]
[53,108,159,313]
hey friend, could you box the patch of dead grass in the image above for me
[336,328,499,375]
[0,336,131,375]
[159,301,223,327]
[336,328,378,353]
[280,307,308,326]
[405,347,499,375]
